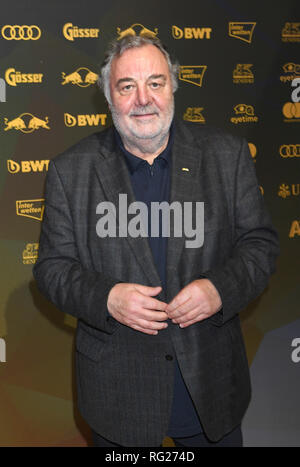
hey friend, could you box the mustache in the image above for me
[129,105,159,116]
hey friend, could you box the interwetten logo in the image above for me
[179,66,207,87]
[0,338,6,363]
[278,183,300,198]
[64,112,107,127]
[282,23,300,42]
[233,64,254,83]
[16,199,44,221]
[279,144,300,158]
[280,63,300,83]
[172,25,212,39]
[5,68,43,86]
[96,194,204,248]
[230,104,258,124]
[229,22,256,43]
[61,68,98,87]
[7,159,49,173]
[4,114,50,132]
[117,24,158,39]
[289,220,300,238]
[1,25,41,40]
[183,107,205,123]
[63,23,99,41]
[23,243,39,264]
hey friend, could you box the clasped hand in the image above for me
[107,279,222,335]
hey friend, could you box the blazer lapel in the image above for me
[166,122,204,286]
[94,129,162,288]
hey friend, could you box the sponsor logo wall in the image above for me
[0,0,299,447]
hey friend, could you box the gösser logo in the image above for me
[63,23,99,41]
[4,113,50,133]
[1,25,41,40]
[5,68,43,86]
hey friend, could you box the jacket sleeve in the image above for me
[203,137,280,326]
[33,160,121,333]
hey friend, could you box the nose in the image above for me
[135,83,152,107]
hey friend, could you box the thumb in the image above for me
[134,284,162,296]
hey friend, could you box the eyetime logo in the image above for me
[1,25,41,40]
[289,220,300,238]
[230,104,258,124]
[280,63,300,83]
[233,64,254,83]
[5,68,43,86]
[282,22,300,42]
[23,243,39,264]
[64,112,107,127]
[172,25,212,39]
[4,113,50,132]
[183,107,205,123]
[117,24,158,40]
[291,338,300,363]
[278,183,300,198]
[62,67,98,87]
[229,22,256,43]
[0,338,6,363]
[179,66,207,87]
[16,199,44,221]
[7,159,49,173]
[63,23,99,41]
[279,144,300,158]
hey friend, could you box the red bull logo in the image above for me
[117,24,158,40]
[4,113,50,133]
[61,68,98,87]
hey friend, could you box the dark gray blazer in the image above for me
[33,121,279,446]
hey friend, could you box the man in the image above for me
[33,35,279,447]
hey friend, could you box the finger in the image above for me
[137,318,168,331]
[130,324,159,335]
[134,284,162,296]
[140,295,168,311]
[168,298,196,320]
[172,306,200,324]
[140,310,169,322]
[166,290,191,313]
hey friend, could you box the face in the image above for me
[109,44,174,145]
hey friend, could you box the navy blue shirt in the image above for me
[115,126,203,438]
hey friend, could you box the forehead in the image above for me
[110,44,170,81]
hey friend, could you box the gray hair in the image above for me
[98,35,179,105]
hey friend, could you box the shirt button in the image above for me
[165,354,173,361]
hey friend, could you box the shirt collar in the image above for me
[114,121,174,174]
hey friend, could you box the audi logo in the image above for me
[279,144,300,158]
[1,25,41,40]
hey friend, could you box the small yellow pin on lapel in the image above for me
[181,167,189,172]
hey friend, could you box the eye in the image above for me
[149,81,161,89]
[119,83,135,94]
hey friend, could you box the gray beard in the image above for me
[110,103,174,155]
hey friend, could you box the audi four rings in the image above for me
[1,25,41,40]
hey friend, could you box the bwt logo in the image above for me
[0,338,6,363]
[0,78,6,102]
[291,338,300,363]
